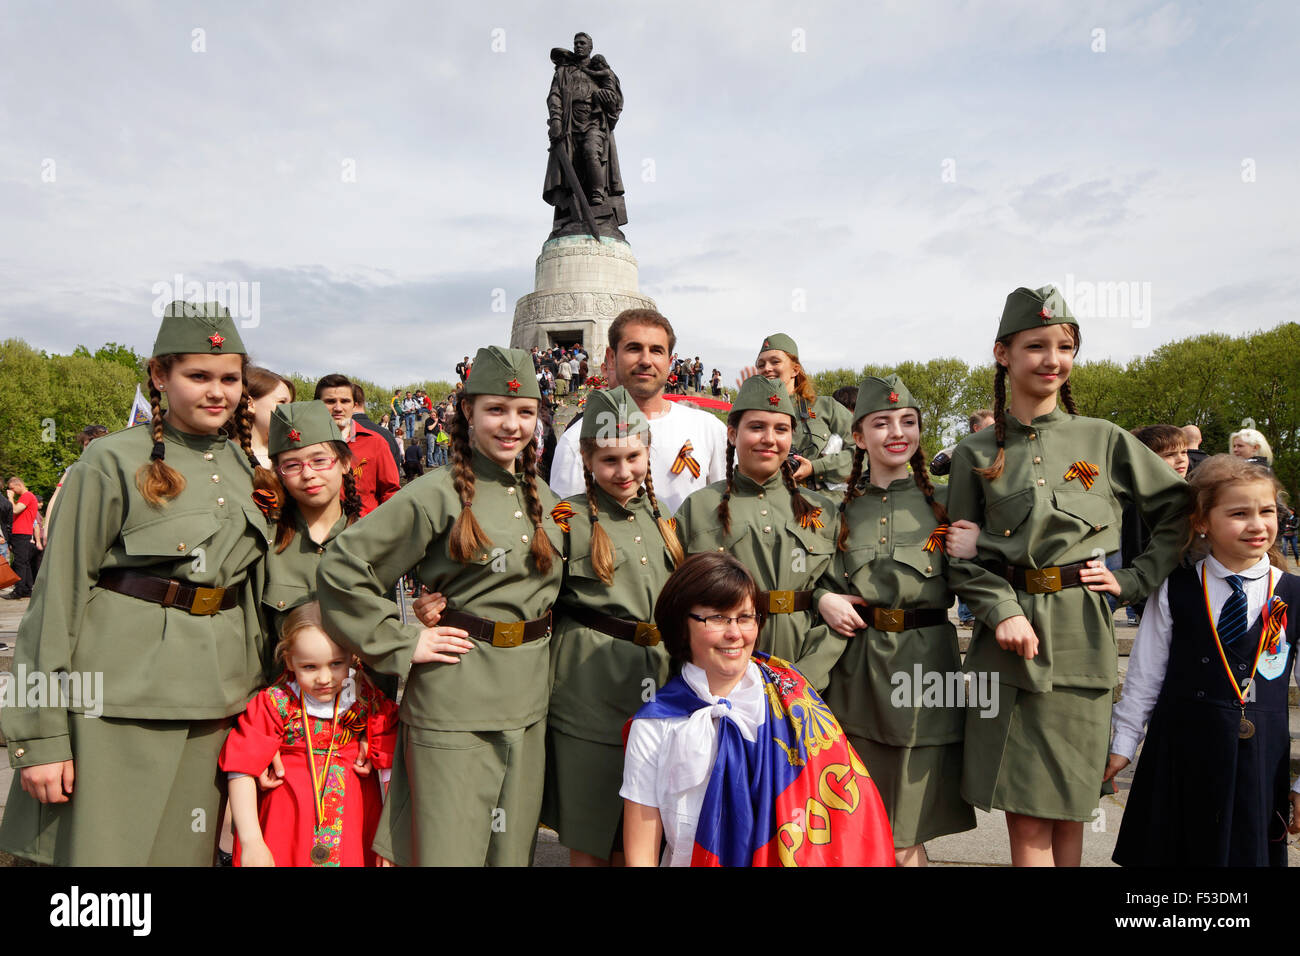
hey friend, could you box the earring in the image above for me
[1198,532,1206,538]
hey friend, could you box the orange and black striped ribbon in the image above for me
[1263,596,1288,655]
[550,501,577,533]
[923,524,950,553]
[799,508,825,530]
[671,441,701,478]
[1063,460,1100,490]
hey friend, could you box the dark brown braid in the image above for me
[136,357,186,506]
[448,399,492,563]
[518,435,555,574]
[717,440,736,536]
[837,446,867,551]
[582,465,616,585]
[641,467,685,566]
[341,466,362,522]
[1060,379,1079,415]
[779,458,816,525]
[975,363,1008,481]
[909,446,949,524]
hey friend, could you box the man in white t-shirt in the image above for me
[551,309,727,514]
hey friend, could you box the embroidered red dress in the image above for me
[220,674,399,866]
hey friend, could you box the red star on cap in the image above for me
[287,428,301,442]
[768,394,781,406]
[506,378,521,393]
[208,333,225,349]
[1039,305,1053,322]
[888,391,899,403]
[762,339,770,349]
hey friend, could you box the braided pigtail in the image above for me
[135,358,187,506]
[717,440,736,536]
[837,445,867,551]
[519,436,555,575]
[341,466,363,523]
[1060,379,1079,415]
[974,362,1008,481]
[642,467,684,567]
[910,446,949,524]
[237,383,283,523]
[448,400,493,563]
[780,458,816,525]
[582,465,616,585]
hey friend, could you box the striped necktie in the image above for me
[1218,574,1248,645]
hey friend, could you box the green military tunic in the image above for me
[0,420,270,865]
[259,511,347,675]
[540,486,674,859]
[796,394,856,487]
[675,470,842,690]
[946,408,1189,819]
[819,479,975,846]
[316,448,565,865]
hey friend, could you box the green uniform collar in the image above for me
[593,483,651,519]
[733,468,784,495]
[1004,407,1071,432]
[294,509,349,549]
[861,475,915,495]
[470,446,527,486]
[162,417,231,451]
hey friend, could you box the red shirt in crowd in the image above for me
[348,424,400,516]
[12,491,38,536]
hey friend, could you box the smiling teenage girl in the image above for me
[945,286,1189,866]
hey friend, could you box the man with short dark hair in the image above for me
[314,374,400,516]
[5,477,39,599]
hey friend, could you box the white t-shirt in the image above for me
[619,661,766,867]
[550,400,728,515]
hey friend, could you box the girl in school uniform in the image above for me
[538,386,685,866]
[316,346,565,867]
[816,374,978,865]
[1108,454,1300,865]
[221,602,398,867]
[674,376,842,691]
[0,301,273,866]
[945,286,1190,866]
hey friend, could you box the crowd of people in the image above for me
[1,291,1297,870]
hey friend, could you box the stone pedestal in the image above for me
[510,236,656,367]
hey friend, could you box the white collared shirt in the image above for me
[1111,556,1300,792]
[620,661,767,866]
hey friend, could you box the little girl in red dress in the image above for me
[220,602,399,866]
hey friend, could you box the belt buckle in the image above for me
[633,621,661,647]
[1025,567,1062,594]
[189,586,225,615]
[768,589,794,614]
[492,621,525,648]
[874,608,906,632]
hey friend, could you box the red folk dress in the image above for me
[220,674,399,867]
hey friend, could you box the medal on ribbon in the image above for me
[302,693,342,866]
[1202,566,1274,739]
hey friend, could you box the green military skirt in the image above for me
[0,714,230,866]
[960,682,1111,822]
[539,727,625,860]
[851,735,975,848]
[373,720,546,866]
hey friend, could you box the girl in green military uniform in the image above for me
[538,386,684,866]
[316,346,565,867]
[0,301,273,866]
[674,376,843,691]
[945,286,1189,866]
[817,374,977,866]
[747,332,856,488]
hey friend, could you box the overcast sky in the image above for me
[2,0,1295,387]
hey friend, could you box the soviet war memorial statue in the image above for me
[543,32,628,241]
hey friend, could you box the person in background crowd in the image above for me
[1230,427,1273,469]
[4,478,40,599]
[930,409,995,478]
[245,366,297,468]
[0,491,11,562]
[557,352,572,398]
[401,391,417,440]
[314,374,400,517]
[424,410,440,468]
[456,356,471,384]
[403,438,425,483]
[1182,424,1209,474]
[1117,425,1191,626]
[831,385,858,413]
[711,368,722,397]
[1281,505,1299,561]
[41,424,110,545]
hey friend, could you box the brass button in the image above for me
[277,600,286,609]
[177,543,186,551]
[640,556,648,565]
[1093,525,1102,531]
[507,487,516,495]
[925,566,933,573]
[211,474,220,482]
[514,510,523,519]
[521,535,529,543]
[1036,478,1045,486]
[762,525,771,533]
[879,536,887,543]
[216,497,225,505]
[1033,456,1042,464]
[880,517,887,524]
[1028,433,1036,440]
[317,547,325,554]
[760,509,768,516]
[758,492,765,499]
[204,452,214,461]
[627,516,635,522]
[881,496,887,502]
[717,547,725,553]
[1004,529,1011,537]
[13,748,24,759]
[634,536,642,543]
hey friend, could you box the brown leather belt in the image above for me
[440,608,552,648]
[561,603,661,647]
[96,569,239,615]
[759,589,814,614]
[863,606,948,632]
[997,561,1090,594]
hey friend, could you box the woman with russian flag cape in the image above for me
[621,552,894,866]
